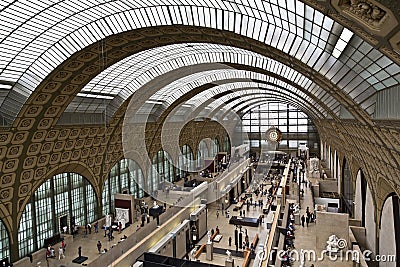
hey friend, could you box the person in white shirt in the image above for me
[58,247,64,260]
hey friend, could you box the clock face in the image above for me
[265,127,282,143]
[269,131,278,141]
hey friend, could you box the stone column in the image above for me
[206,242,213,260]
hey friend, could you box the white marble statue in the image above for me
[309,157,320,172]
[105,214,112,227]
[226,250,232,261]
[190,248,196,261]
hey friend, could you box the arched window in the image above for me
[102,159,144,216]
[197,140,210,169]
[224,136,231,153]
[0,219,10,262]
[213,138,220,155]
[148,150,174,195]
[177,144,194,177]
[19,173,97,258]
[127,159,145,199]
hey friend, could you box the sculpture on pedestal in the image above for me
[207,230,212,243]
[105,214,112,228]
[226,250,232,261]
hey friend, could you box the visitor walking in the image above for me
[97,241,102,254]
[61,240,66,252]
[58,247,65,260]
[301,215,305,227]
[118,221,122,233]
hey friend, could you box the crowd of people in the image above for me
[281,203,297,266]
[45,240,66,261]
[301,206,316,227]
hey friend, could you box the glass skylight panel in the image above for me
[77,93,113,100]
[332,28,353,58]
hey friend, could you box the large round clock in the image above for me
[265,126,282,143]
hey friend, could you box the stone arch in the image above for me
[376,174,398,228]
[379,192,400,267]
[354,168,367,226]
[365,180,377,255]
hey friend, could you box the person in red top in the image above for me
[61,240,66,252]
[118,221,122,233]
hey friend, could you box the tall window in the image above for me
[149,150,174,192]
[19,173,97,258]
[0,220,10,261]
[34,180,53,250]
[70,174,85,226]
[102,159,144,216]
[224,136,231,153]
[177,144,194,177]
[212,138,220,155]
[197,140,210,169]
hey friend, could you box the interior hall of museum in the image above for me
[1,1,400,267]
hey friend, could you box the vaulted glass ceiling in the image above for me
[69,43,339,115]
[1,0,400,123]
[198,91,322,119]
[136,69,329,120]
[169,80,327,118]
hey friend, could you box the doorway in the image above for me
[59,214,68,234]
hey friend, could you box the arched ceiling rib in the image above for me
[179,87,324,120]
[139,69,335,122]
[182,92,319,122]
[210,93,319,120]
[69,44,338,117]
[138,70,331,120]
[239,100,309,116]
[231,99,314,122]
[1,1,400,124]
[206,92,321,120]
[182,81,327,116]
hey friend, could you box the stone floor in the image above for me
[290,175,353,267]
[196,187,273,267]
[32,220,142,267]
